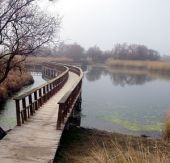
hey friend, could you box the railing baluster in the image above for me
[14,64,80,128]
[34,91,38,110]
[39,88,42,107]
[22,98,27,121]
[15,100,21,126]
[29,94,33,115]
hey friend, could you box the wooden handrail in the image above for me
[14,64,69,126]
[57,65,83,129]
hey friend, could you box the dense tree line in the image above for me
[112,43,160,61]
[36,43,160,63]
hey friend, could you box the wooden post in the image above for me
[34,91,38,110]
[15,100,21,126]
[22,98,27,121]
[29,94,33,115]
[46,84,49,100]
[39,88,42,106]
[49,83,52,97]
[43,86,46,103]
[57,103,64,130]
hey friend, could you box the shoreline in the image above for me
[55,126,170,163]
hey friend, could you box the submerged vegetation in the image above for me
[55,127,170,163]
[99,114,164,132]
[0,71,33,102]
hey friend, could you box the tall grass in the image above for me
[61,139,170,163]
[106,59,170,73]
[0,71,33,101]
[56,127,170,163]
[64,140,169,163]
[165,112,170,139]
[25,56,73,65]
[89,140,169,163]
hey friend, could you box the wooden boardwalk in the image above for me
[0,72,80,163]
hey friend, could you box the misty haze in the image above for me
[0,0,170,162]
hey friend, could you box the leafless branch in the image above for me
[0,0,60,83]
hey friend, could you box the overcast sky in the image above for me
[39,0,170,55]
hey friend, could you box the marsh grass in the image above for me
[165,112,170,140]
[25,56,73,65]
[0,71,33,101]
[106,59,170,73]
[55,127,170,163]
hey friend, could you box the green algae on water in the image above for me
[98,113,164,132]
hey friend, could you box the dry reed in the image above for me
[106,59,170,73]
[0,71,33,101]
[165,112,170,140]
[56,127,170,163]
[25,56,73,65]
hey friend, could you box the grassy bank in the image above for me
[25,56,73,65]
[0,71,34,102]
[55,127,170,163]
[106,59,170,73]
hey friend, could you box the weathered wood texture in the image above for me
[14,65,69,126]
[57,65,83,129]
[0,71,80,163]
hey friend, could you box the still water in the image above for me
[0,73,46,131]
[81,67,170,137]
[1,68,170,138]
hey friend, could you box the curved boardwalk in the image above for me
[0,72,80,163]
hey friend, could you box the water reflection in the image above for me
[86,66,170,86]
[82,66,170,138]
[110,72,152,86]
[86,67,105,81]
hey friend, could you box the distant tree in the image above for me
[58,43,85,62]
[0,0,60,83]
[112,43,160,61]
[86,46,104,63]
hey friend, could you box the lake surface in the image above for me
[0,73,46,131]
[81,67,170,138]
[1,68,170,138]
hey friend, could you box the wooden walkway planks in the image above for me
[0,72,79,163]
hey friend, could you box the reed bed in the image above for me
[25,56,73,65]
[0,71,33,101]
[106,59,170,73]
[165,112,170,140]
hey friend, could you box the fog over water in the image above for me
[39,0,170,55]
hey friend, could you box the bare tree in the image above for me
[57,43,85,61]
[0,0,60,83]
[87,46,104,63]
[111,43,160,61]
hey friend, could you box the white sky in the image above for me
[39,0,170,55]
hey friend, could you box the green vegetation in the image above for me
[99,113,164,132]
[55,127,170,163]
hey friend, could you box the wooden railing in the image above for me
[57,66,83,129]
[14,64,69,126]
[42,63,67,79]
